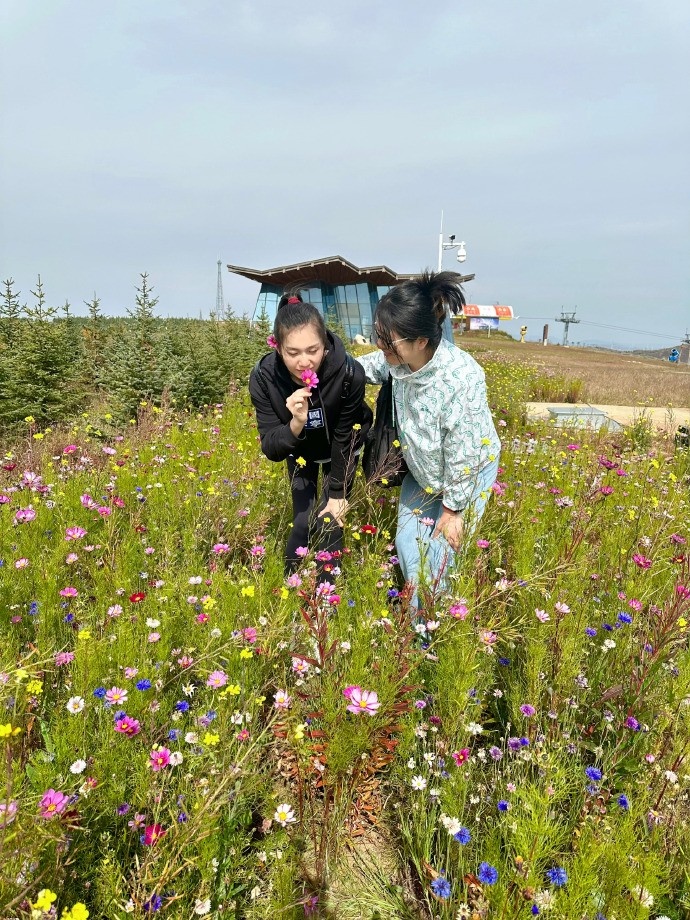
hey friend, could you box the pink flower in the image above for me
[243,627,257,644]
[149,747,171,771]
[452,748,470,766]
[295,546,309,557]
[63,444,78,454]
[633,553,652,569]
[114,716,141,736]
[15,558,29,569]
[300,369,319,389]
[520,704,536,717]
[554,602,570,614]
[449,601,469,620]
[206,670,228,688]
[59,586,78,598]
[142,823,166,845]
[670,533,686,545]
[105,687,128,706]
[345,686,380,716]
[97,506,112,517]
[54,651,75,667]
[39,789,68,819]
[14,507,36,523]
[343,685,360,701]
[250,545,265,557]
[292,657,310,674]
[476,539,490,548]
[286,573,302,588]
[267,334,278,349]
[212,543,230,554]
[535,609,550,623]
[148,632,161,643]
[0,799,18,827]
[65,526,87,541]
[273,689,291,709]
[599,486,614,496]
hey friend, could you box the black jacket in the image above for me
[249,332,372,498]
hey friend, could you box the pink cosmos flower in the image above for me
[449,601,469,620]
[105,687,128,706]
[39,789,68,819]
[476,539,490,548]
[300,369,319,389]
[243,627,257,644]
[142,823,166,845]
[97,506,112,517]
[273,689,291,709]
[345,686,380,716]
[286,573,302,588]
[206,670,228,688]
[149,747,171,771]
[212,543,230,554]
[599,486,614,496]
[80,493,98,509]
[292,657,310,674]
[250,545,265,557]
[65,526,87,541]
[633,553,652,569]
[236,728,250,741]
[267,334,278,348]
[295,546,309,557]
[63,444,78,454]
[535,609,550,623]
[0,799,18,826]
[59,586,78,598]
[452,748,470,766]
[670,533,687,545]
[554,602,570,614]
[15,558,29,569]
[15,507,37,523]
[114,716,141,737]
[148,632,161,643]
[0,494,10,504]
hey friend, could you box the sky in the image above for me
[1,0,689,350]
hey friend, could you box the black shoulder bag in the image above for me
[362,374,408,487]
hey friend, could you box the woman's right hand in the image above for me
[286,387,311,427]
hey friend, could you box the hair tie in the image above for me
[287,296,300,304]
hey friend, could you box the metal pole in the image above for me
[437,210,444,272]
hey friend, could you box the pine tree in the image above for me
[0,278,22,347]
[82,292,107,393]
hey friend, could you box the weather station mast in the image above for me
[216,260,225,318]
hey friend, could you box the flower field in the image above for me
[2,362,690,920]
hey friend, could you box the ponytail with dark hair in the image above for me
[273,290,327,348]
[374,270,465,353]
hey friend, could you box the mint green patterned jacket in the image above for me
[356,340,501,511]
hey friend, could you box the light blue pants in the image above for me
[395,459,499,609]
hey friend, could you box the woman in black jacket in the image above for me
[249,294,371,573]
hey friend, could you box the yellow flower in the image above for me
[33,433,45,440]
[280,587,289,599]
[293,723,306,742]
[296,457,307,468]
[255,695,266,704]
[424,486,433,494]
[203,732,220,746]
[352,423,361,431]
[63,904,89,920]
[241,586,255,598]
[26,679,43,695]
[678,617,688,630]
[239,648,253,660]
[14,668,29,681]
[392,438,400,447]
[0,723,21,737]
[24,415,36,424]
[201,596,216,611]
[221,684,241,697]
[32,889,57,911]
[481,437,491,445]
[78,629,91,641]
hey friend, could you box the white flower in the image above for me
[534,889,555,910]
[189,576,202,584]
[414,623,427,634]
[423,752,435,763]
[466,721,483,735]
[185,732,199,744]
[170,751,183,766]
[407,758,416,769]
[122,899,135,913]
[410,775,427,791]
[193,898,211,915]
[210,628,222,639]
[441,815,462,835]
[340,641,351,651]
[182,684,197,697]
[145,618,160,628]
[70,759,87,774]
[631,887,654,908]
[66,696,85,714]
[664,770,678,784]
[273,803,296,826]
[602,639,616,650]
[425,620,440,631]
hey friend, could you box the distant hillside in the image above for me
[629,344,685,359]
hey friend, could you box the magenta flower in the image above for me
[345,687,380,716]
[149,747,171,771]
[65,526,87,541]
[54,651,75,667]
[449,601,469,619]
[633,553,652,569]
[14,507,37,523]
[300,369,319,389]
[476,539,490,548]
[59,586,78,598]
[142,823,166,846]
[520,704,536,717]
[114,715,141,736]
[212,543,230,554]
[266,334,278,349]
[295,546,309,557]
[39,789,68,819]
[0,800,18,827]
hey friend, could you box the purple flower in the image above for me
[520,704,536,717]
[497,800,510,811]
[477,862,498,885]
[617,794,630,810]
[585,766,602,782]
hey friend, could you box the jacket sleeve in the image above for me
[327,364,367,499]
[248,369,304,462]
[354,349,389,384]
[440,368,499,511]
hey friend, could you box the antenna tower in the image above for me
[216,260,225,317]
[555,308,580,347]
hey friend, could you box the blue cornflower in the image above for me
[585,627,597,637]
[453,827,471,845]
[497,800,510,812]
[136,679,152,691]
[618,612,633,624]
[585,766,602,782]
[64,611,75,622]
[602,623,614,631]
[498,657,511,666]
[113,709,127,721]
[168,729,180,741]
[93,687,106,699]
[143,894,163,912]
[347,600,356,607]
[206,709,217,721]
[174,700,190,712]
[546,866,568,887]
[430,875,451,899]
[531,906,540,916]
[177,811,188,823]
[29,601,39,615]
[617,794,629,810]
[477,862,499,885]
[519,737,530,746]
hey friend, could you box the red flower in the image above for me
[142,823,166,846]
[360,525,377,534]
[129,592,146,603]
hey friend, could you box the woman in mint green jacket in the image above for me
[356,271,500,608]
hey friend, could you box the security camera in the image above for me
[449,234,455,243]
[456,241,467,263]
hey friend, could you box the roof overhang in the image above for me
[227,255,475,288]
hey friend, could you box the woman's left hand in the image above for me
[318,497,349,528]
[433,508,464,551]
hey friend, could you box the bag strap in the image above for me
[342,354,355,399]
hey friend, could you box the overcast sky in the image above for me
[2,0,689,349]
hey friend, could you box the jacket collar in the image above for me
[388,338,452,383]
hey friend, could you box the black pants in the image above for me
[285,457,350,574]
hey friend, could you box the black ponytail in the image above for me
[274,290,327,348]
[374,270,465,352]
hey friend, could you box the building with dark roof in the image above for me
[227,255,474,340]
